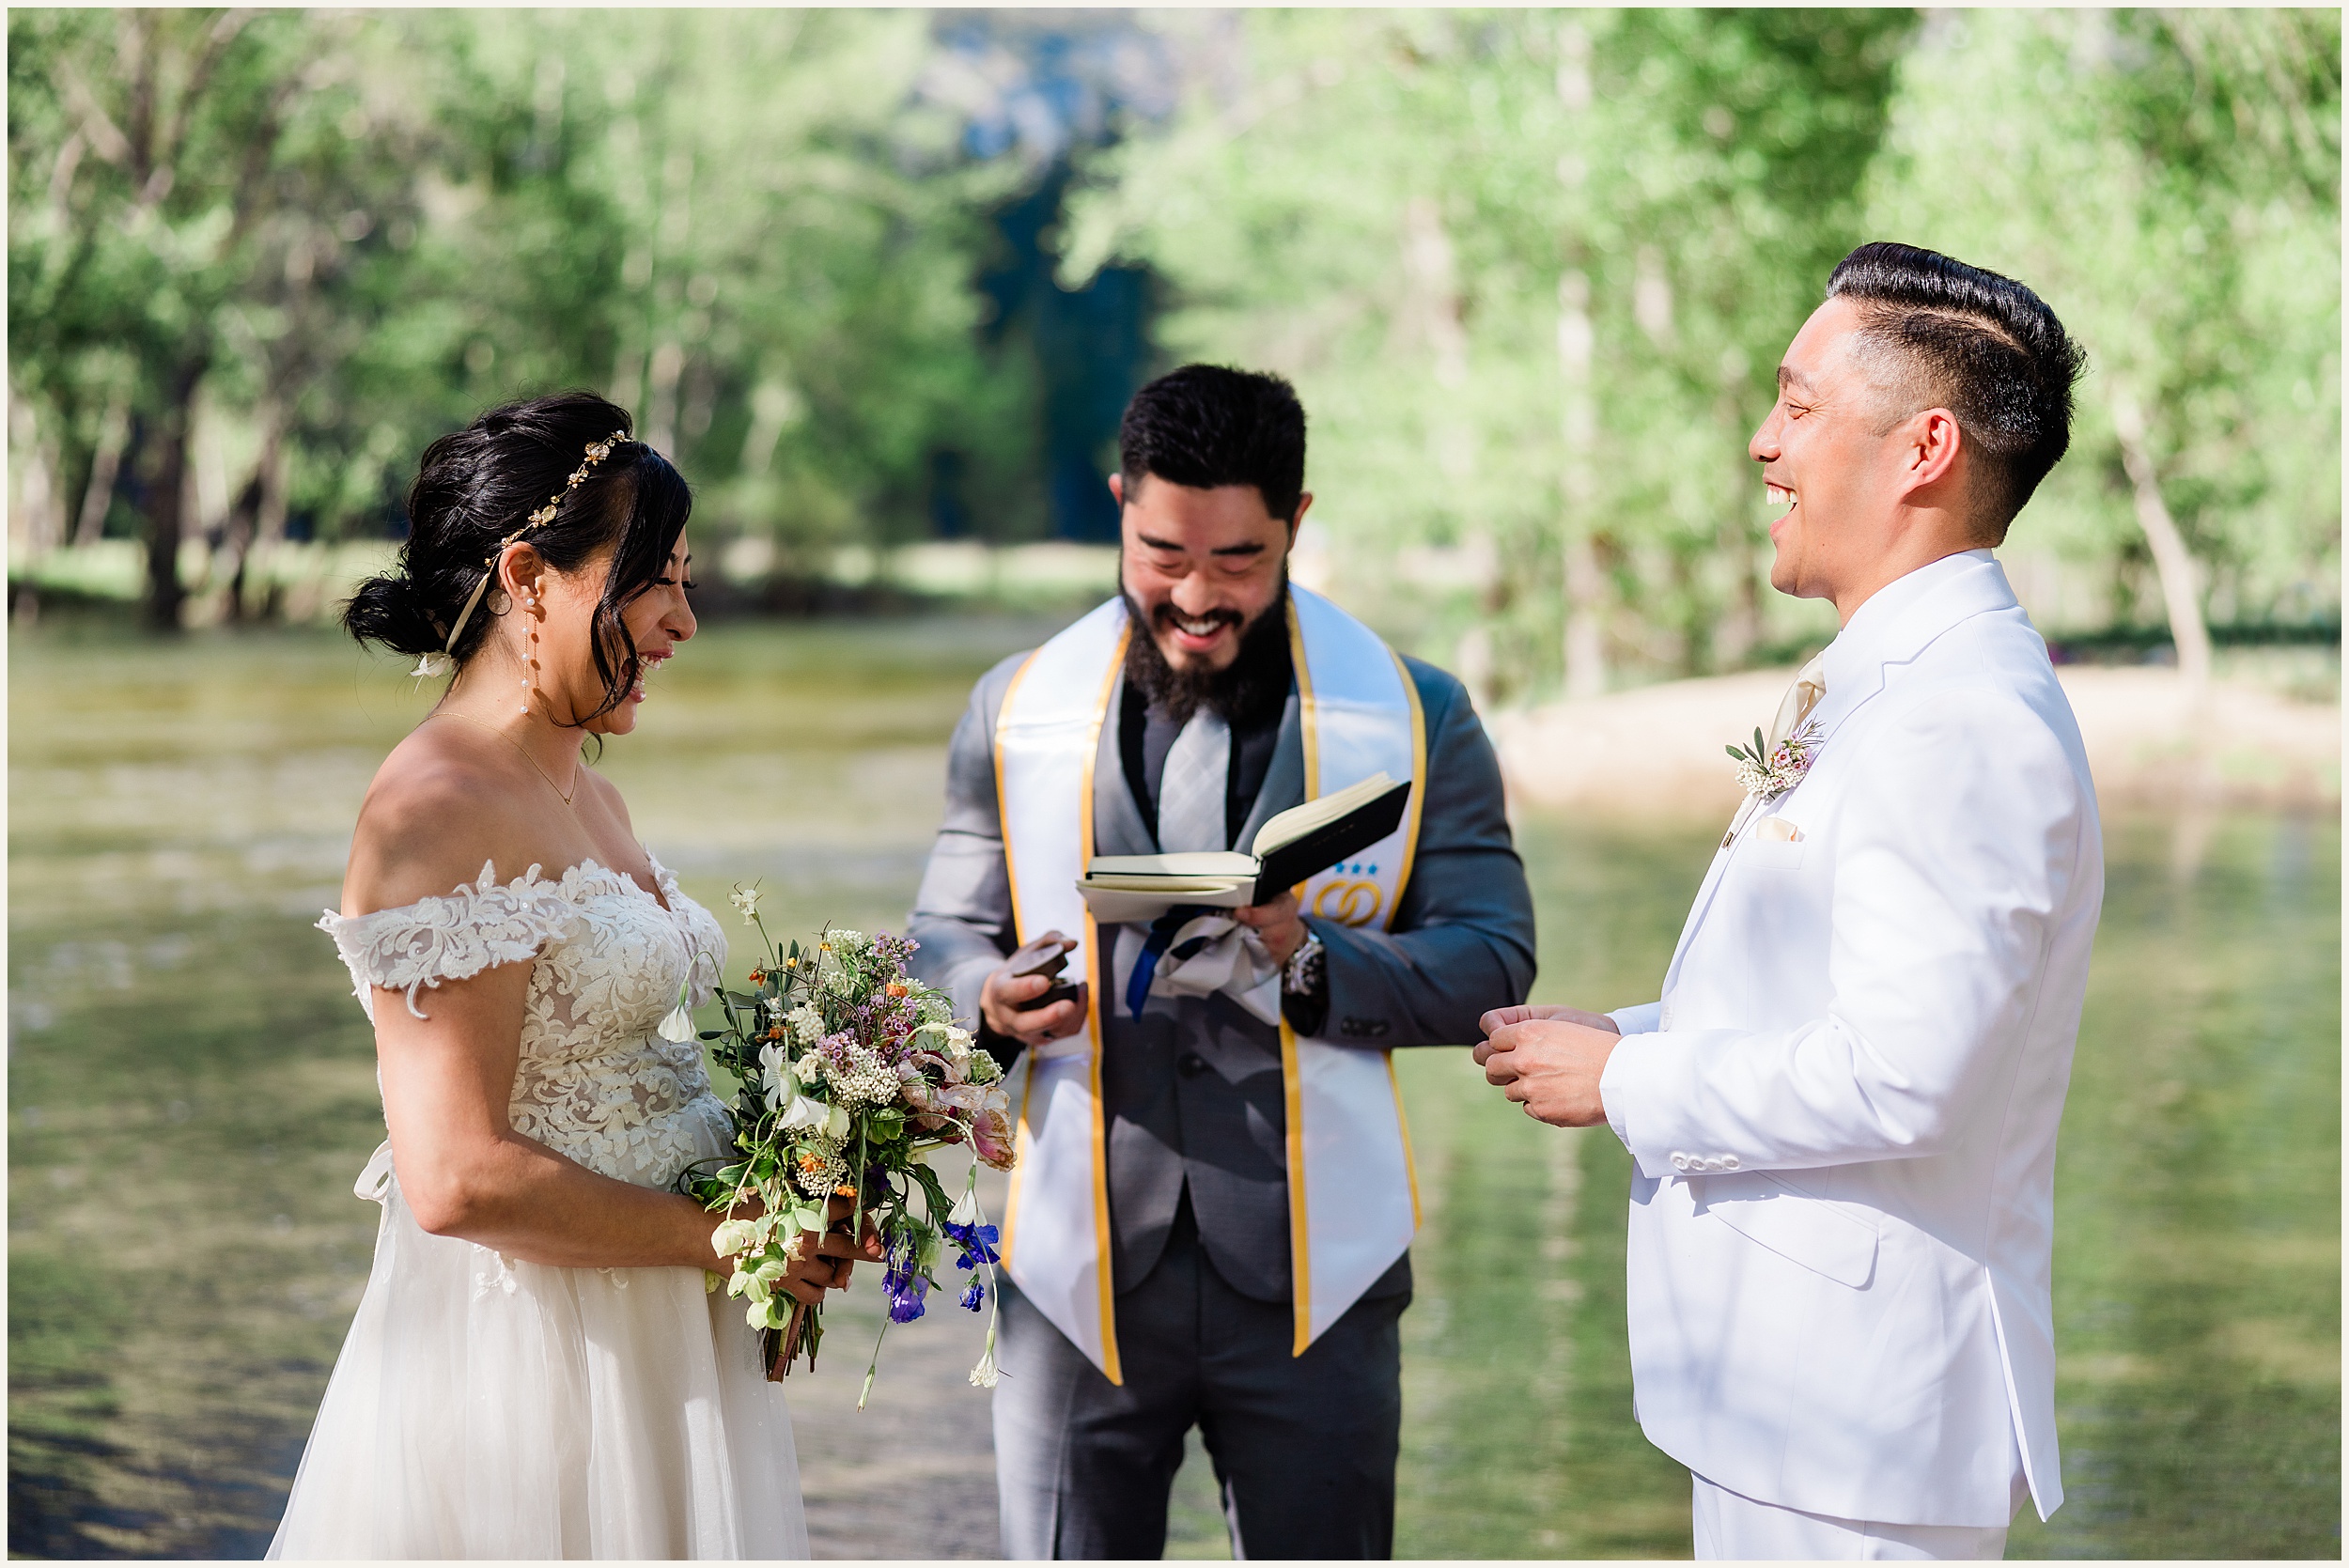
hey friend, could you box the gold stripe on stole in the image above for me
[1078,629,1128,1386]
[993,649,1044,1272]
[1282,601,1317,1355]
[1280,1017,1312,1356]
[1387,648,1429,1233]
[1386,1053,1423,1229]
[1287,599,1321,804]
[1279,606,1430,1354]
[990,629,1130,1386]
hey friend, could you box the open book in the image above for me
[1077,772,1413,924]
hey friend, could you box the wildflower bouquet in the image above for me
[680,893,1017,1405]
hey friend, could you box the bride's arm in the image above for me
[372,961,749,1272]
[347,748,853,1290]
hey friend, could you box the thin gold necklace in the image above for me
[430,709,581,807]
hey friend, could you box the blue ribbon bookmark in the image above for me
[1124,905,1219,1019]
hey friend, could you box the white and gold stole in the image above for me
[992,585,1425,1381]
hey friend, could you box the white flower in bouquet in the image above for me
[711,1217,762,1258]
[762,1045,834,1133]
[825,1044,901,1107]
[788,1140,848,1199]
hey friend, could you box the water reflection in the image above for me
[8,619,2339,1559]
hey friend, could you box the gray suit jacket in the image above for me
[909,647,1535,1304]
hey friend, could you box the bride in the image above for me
[270,393,851,1559]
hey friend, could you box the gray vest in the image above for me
[1091,672,1406,1305]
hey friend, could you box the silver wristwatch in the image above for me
[1282,928,1327,996]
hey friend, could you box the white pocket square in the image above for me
[1754,816,1803,843]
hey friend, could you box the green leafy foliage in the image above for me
[1062,8,2338,694]
[8,10,1042,621]
[1864,9,2341,631]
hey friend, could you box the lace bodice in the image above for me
[320,854,734,1188]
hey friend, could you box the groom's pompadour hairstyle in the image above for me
[1119,365,1307,523]
[1827,241,2086,541]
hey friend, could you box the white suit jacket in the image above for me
[1601,551,2102,1528]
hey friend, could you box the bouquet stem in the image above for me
[762,1299,817,1380]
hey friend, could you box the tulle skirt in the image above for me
[268,1150,806,1560]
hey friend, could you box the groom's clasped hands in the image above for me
[1474,1004,1623,1127]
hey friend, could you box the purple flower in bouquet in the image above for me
[959,1280,986,1312]
[882,1234,930,1324]
[885,1272,929,1324]
[942,1219,1001,1269]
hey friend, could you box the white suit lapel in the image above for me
[1658,553,2023,1009]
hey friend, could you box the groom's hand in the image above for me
[1475,1008,1621,1128]
[981,931,1087,1048]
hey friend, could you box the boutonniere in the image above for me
[1726,720,1820,802]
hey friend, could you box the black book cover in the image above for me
[1249,778,1412,905]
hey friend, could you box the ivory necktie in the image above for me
[1156,708,1232,853]
[1767,652,1828,752]
[1724,653,1828,849]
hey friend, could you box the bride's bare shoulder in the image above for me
[343,724,551,916]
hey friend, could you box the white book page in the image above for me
[1248,771,1398,857]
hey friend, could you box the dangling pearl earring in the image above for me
[521,591,540,717]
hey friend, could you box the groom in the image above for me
[1477,243,2100,1560]
[910,365,1534,1559]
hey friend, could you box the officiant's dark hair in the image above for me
[345,391,692,725]
[1826,242,2085,541]
[1118,365,1308,524]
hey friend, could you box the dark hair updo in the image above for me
[346,391,692,724]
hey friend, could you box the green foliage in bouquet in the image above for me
[680,892,1017,1405]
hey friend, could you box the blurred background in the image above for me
[8,8,2340,1560]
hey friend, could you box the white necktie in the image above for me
[1157,709,1232,853]
[1767,653,1828,751]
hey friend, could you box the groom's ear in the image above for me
[1108,473,1127,508]
[1287,491,1315,536]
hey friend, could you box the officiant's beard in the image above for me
[1122,579,1293,730]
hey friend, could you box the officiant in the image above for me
[908,365,1534,1560]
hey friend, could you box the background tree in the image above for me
[1865,8,2342,693]
[9,9,353,627]
[8,9,1051,624]
[1059,8,1913,700]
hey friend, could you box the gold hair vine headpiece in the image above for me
[412,430,630,680]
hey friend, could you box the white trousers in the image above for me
[1690,1474,2011,1561]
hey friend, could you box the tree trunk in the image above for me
[1557,269,1605,700]
[141,360,205,630]
[218,405,286,620]
[2110,388,2212,692]
[1553,28,1604,702]
[73,396,130,546]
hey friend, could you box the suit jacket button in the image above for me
[1721,1155,1740,1171]
[1670,1153,1689,1171]
[1177,1052,1208,1079]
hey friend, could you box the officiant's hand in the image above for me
[1234,891,1307,965]
[981,932,1087,1048]
[1474,1007,1621,1128]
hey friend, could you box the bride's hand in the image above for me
[778,1194,865,1305]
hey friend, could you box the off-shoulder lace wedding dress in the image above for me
[267,853,807,1560]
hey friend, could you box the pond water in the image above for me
[8,616,2339,1560]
